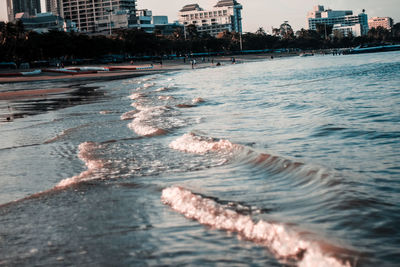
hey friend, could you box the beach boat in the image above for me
[41,68,98,75]
[107,65,154,71]
[21,69,42,76]
[66,67,110,72]
[0,69,41,77]
[299,52,314,57]
[348,44,400,54]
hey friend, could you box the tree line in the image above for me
[1,20,399,64]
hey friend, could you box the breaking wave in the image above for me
[162,186,352,267]
[56,142,107,188]
[169,132,239,154]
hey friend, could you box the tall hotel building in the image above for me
[6,0,42,21]
[58,0,137,33]
[368,17,393,30]
[178,0,242,37]
[307,5,368,36]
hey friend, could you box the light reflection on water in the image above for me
[0,52,399,266]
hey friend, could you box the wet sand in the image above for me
[0,53,298,121]
[0,53,297,85]
[0,87,75,100]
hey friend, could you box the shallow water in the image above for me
[0,52,399,266]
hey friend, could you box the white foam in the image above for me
[120,110,138,120]
[158,95,174,100]
[56,142,105,188]
[128,92,145,100]
[162,186,351,267]
[128,120,166,137]
[143,82,155,88]
[169,133,238,154]
[133,105,169,120]
[155,87,168,92]
[192,97,205,104]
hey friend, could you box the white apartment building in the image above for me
[307,5,369,36]
[368,17,393,30]
[333,24,362,37]
[61,0,137,33]
[178,0,242,37]
[97,9,155,34]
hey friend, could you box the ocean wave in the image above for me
[56,142,107,188]
[162,186,352,267]
[120,110,139,120]
[128,120,167,137]
[169,132,239,154]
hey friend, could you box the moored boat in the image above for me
[348,44,400,54]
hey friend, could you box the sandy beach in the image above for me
[0,53,296,85]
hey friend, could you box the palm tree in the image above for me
[272,27,280,36]
[279,21,294,39]
[255,27,266,36]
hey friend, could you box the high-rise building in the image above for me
[46,0,61,17]
[60,0,137,33]
[368,17,393,30]
[6,0,42,21]
[178,0,242,37]
[306,5,369,36]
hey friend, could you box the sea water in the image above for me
[0,52,399,266]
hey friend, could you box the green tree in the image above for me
[185,24,199,40]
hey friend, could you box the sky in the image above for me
[0,0,399,33]
[138,0,400,33]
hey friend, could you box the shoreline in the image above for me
[0,52,299,123]
[0,52,298,85]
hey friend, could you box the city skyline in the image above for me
[1,0,399,33]
[138,0,399,33]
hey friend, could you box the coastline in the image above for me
[0,52,299,123]
[0,53,298,85]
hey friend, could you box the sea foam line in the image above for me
[56,142,106,188]
[169,132,239,154]
[162,186,351,267]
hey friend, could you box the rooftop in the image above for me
[214,0,239,7]
[180,4,202,12]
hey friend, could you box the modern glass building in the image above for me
[7,0,42,21]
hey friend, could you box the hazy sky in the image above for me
[138,0,399,33]
[1,0,398,33]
